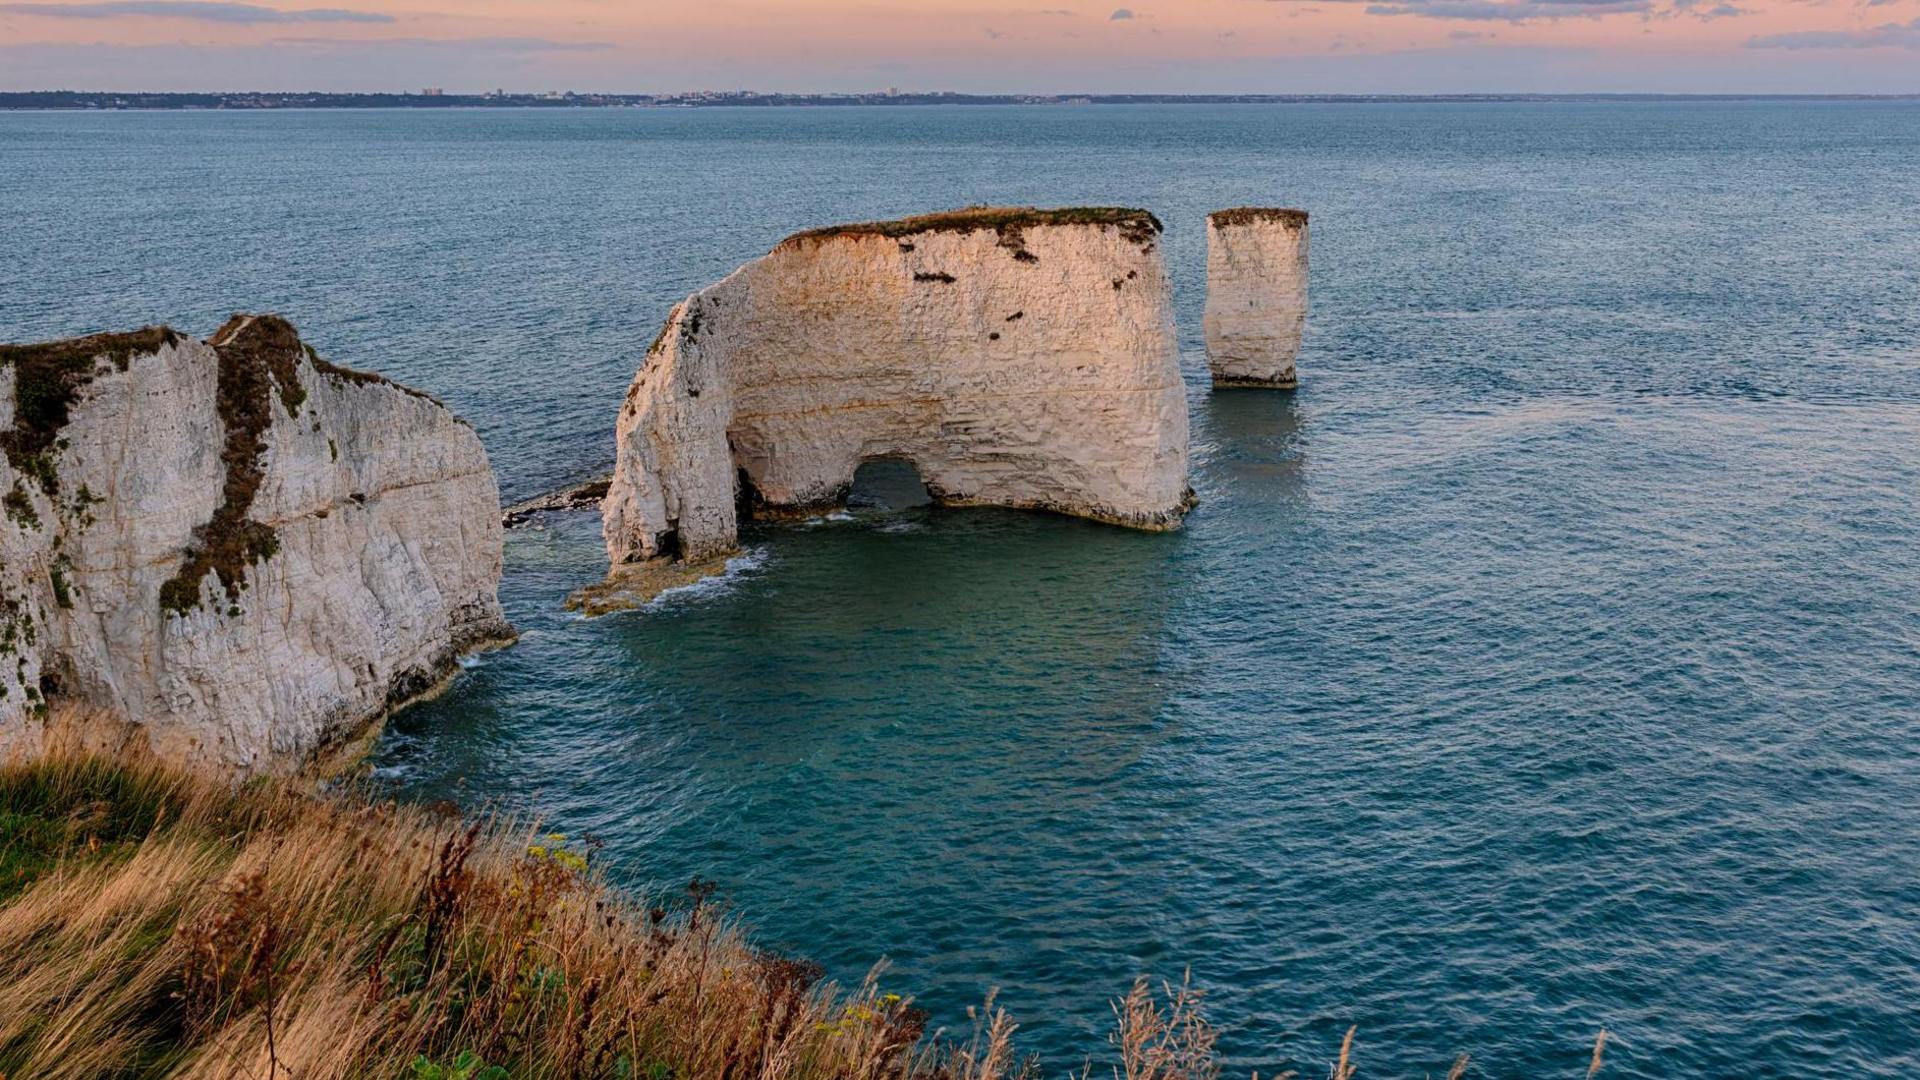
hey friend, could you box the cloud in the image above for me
[1666,0,1748,17]
[1364,0,1651,20]
[1108,6,1133,17]
[0,1,391,22]
[1748,15,1920,45]
[983,25,1003,37]
[275,35,614,51]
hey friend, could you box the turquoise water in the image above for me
[5,102,1919,1076]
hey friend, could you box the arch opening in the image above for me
[846,457,932,512]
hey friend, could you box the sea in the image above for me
[3,100,1918,1077]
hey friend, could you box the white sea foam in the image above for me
[802,511,858,526]
[645,546,771,610]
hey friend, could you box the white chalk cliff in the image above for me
[603,207,1193,569]
[1204,208,1309,388]
[0,316,511,773]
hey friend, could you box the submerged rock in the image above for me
[602,206,1193,573]
[503,475,612,528]
[1204,207,1309,388]
[564,553,738,616]
[0,315,511,774]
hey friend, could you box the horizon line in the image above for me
[5,89,1919,102]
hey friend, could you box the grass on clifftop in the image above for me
[780,207,1163,247]
[0,710,1611,1080]
[0,732,942,1080]
[0,326,182,495]
[1205,208,1308,229]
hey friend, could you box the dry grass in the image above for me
[0,726,1615,1079]
[0,745,933,1080]
[1587,1030,1610,1078]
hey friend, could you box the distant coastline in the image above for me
[3,90,1919,111]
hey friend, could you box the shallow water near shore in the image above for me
[5,101,1920,1077]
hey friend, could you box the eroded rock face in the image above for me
[1204,208,1309,388]
[603,207,1193,567]
[0,316,511,773]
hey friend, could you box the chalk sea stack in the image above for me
[594,207,1193,600]
[1204,207,1309,389]
[0,315,511,774]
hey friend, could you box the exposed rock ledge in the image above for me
[601,206,1193,579]
[0,316,511,774]
[503,474,610,528]
[1204,207,1309,388]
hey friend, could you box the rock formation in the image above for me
[0,315,511,773]
[1204,208,1309,388]
[503,475,610,528]
[601,207,1194,573]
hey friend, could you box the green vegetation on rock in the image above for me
[156,316,299,616]
[0,326,180,496]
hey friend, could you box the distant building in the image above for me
[421,87,445,97]
[886,86,901,97]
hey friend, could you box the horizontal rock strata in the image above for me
[0,315,511,773]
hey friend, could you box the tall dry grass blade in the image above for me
[1110,972,1219,1080]
[954,988,1020,1080]
[1586,1029,1610,1078]
[1331,1025,1356,1080]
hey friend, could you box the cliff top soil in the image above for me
[1207,207,1309,228]
[781,206,1163,247]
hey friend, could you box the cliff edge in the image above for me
[601,206,1193,573]
[0,315,511,773]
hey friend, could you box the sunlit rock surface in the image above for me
[603,207,1193,569]
[0,316,510,773]
[1204,207,1309,388]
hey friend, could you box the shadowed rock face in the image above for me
[1204,207,1309,388]
[603,207,1194,567]
[0,316,511,774]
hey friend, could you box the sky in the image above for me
[1,0,1917,94]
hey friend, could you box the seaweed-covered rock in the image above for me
[0,316,511,773]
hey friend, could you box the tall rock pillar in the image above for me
[1204,208,1309,388]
